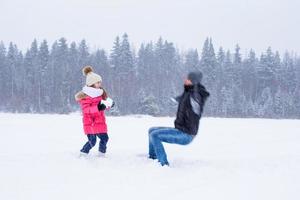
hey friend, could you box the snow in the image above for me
[0,113,299,200]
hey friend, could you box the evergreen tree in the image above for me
[23,40,39,112]
[232,44,243,92]
[274,89,284,118]
[14,50,24,111]
[117,33,136,114]
[7,42,22,111]
[220,86,234,117]
[242,49,257,101]
[200,38,218,115]
[215,47,226,114]
[50,38,70,113]
[256,87,273,118]
[137,90,160,116]
[293,86,300,118]
[184,49,199,73]
[217,47,225,66]
[120,33,134,72]
[282,52,296,94]
[0,42,8,109]
[91,49,111,95]
[153,37,165,99]
[257,47,276,95]
[78,39,90,67]
[110,36,121,69]
[68,41,80,110]
[233,44,242,65]
[137,42,155,92]
[37,40,50,113]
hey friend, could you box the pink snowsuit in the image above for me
[77,95,107,135]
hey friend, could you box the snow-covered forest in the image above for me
[0,33,299,118]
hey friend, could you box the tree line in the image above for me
[0,33,299,118]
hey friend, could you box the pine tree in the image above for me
[137,42,155,93]
[201,38,217,80]
[223,50,233,88]
[232,44,243,93]
[118,33,136,114]
[7,42,22,111]
[215,47,226,114]
[293,85,300,118]
[273,51,281,93]
[23,40,39,112]
[110,36,121,69]
[120,33,134,72]
[50,38,70,113]
[242,49,257,101]
[294,58,300,117]
[282,52,296,94]
[60,38,72,113]
[184,49,199,73]
[232,85,247,117]
[153,37,165,100]
[14,50,24,112]
[256,87,273,118]
[200,38,218,115]
[68,41,80,110]
[0,42,8,109]
[37,40,50,113]
[220,86,234,117]
[234,44,242,65]
[274,89,284,118]
[257,47,276,95]
[91,49,111,94]
[217,47,225,66]
[137,90,160,116]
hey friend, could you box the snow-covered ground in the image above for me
[0,113,299,200]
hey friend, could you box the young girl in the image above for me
[75,66,114,156]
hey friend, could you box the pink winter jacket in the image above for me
[75,91,107,135]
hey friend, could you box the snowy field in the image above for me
[0,113,299,200]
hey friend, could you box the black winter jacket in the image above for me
[174,83,210,136]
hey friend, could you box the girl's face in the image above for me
[93,81,101,89]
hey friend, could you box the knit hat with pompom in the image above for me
[82,66,102,86]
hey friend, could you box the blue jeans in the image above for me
[148,127,194,166]
[81,133,109,154]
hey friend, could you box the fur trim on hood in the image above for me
[75,91,88,101]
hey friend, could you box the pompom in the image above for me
[82,66,93,76]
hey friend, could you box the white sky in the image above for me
[1,0,299,56]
